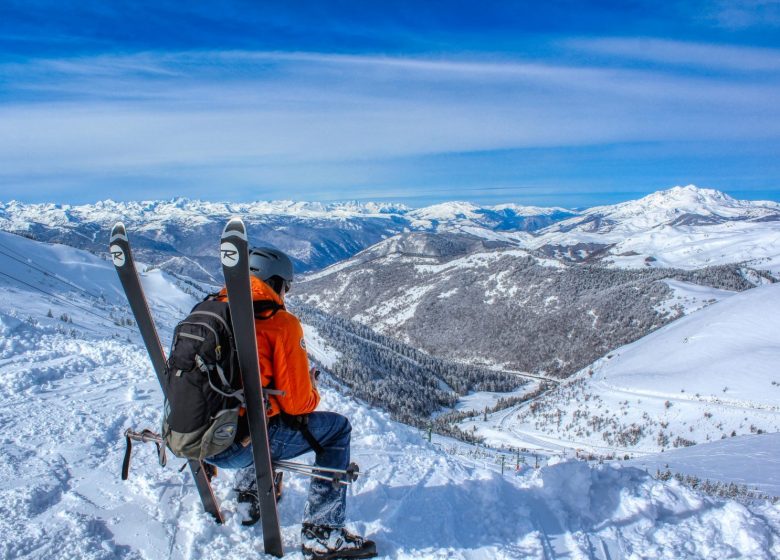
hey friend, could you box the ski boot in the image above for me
[301,524,377,559]
[235,471,283,526]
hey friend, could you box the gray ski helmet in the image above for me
[248,246,294,284]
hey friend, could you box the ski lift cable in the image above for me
[0,269,135,332]
[0,243,104,301]
[0,242,103,299]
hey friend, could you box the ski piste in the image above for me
[109,222,224,524]
[220,218,284,557]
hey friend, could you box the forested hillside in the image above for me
[297,233,763,377]
[294,303,524,438]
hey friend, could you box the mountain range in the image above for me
[0,198,576,282]
[3,185,780,283]
[294,232,761,376]
[1,228,776,557]
[4,185,778,379]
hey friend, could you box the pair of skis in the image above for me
[110,219,284,556]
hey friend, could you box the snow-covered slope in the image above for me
[0,230,201,336]
[406,201,574,233]
[629,432,780,498]
[471,282,780,455]
[2,232,779,558]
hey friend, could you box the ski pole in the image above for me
[122,428,167,480]
[273,459,359,476]
[274,464,353,486]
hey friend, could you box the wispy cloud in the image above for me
[570,37,780,72]
[1,44,779,203]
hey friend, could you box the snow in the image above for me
[5,186,780,277]
[593,282,780,405]
[528,185,780,272]
[2,317,778,559]
[629,432,780,497]
[1,231,780,559]
[468,282,780,459]
[0,199,412,228]
[301,258,359,281]
[408,201,482,222]
[551,185,780,232]
[655,279,736,316]
[353,284,435,332]
[413,248,532,275]
[453,384,539,415]
[301,323,342,368]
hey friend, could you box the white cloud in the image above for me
[1,48,779,199]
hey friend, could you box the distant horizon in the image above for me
[2,183,779,211]
[2,2,779,206]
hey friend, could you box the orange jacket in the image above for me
[218,276,320,418]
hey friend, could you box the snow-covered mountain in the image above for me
[3,185,779,282]
[296,230,760,377]
[0,198,575,282]
[530,185,780,270]
[550,185,780,232]
[1,228,779,559]
[467,282,780,456]
[407,201,574,233]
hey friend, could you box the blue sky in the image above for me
[1,1,779,207]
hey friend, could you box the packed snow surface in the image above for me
[1,231,779,559]
[591,282,780,404]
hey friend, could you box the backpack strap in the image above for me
[194,355,245,403]
[190,293,221,312]
[277,412,325,455]
[253,300,284,320]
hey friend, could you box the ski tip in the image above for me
[110,222,127,242]
[222,217,247,240]
[109,223,129,268]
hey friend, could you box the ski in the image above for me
[109,222,224,524]
[220,218,284,557]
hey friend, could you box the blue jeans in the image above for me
[206,411,351,528]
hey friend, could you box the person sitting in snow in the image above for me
[206,247,376,560]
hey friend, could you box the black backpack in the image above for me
[162,296,244,460]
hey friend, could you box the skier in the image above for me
[206,247,376,560]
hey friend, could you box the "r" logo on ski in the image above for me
[110,245,126,267]
[220,242,239,267]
